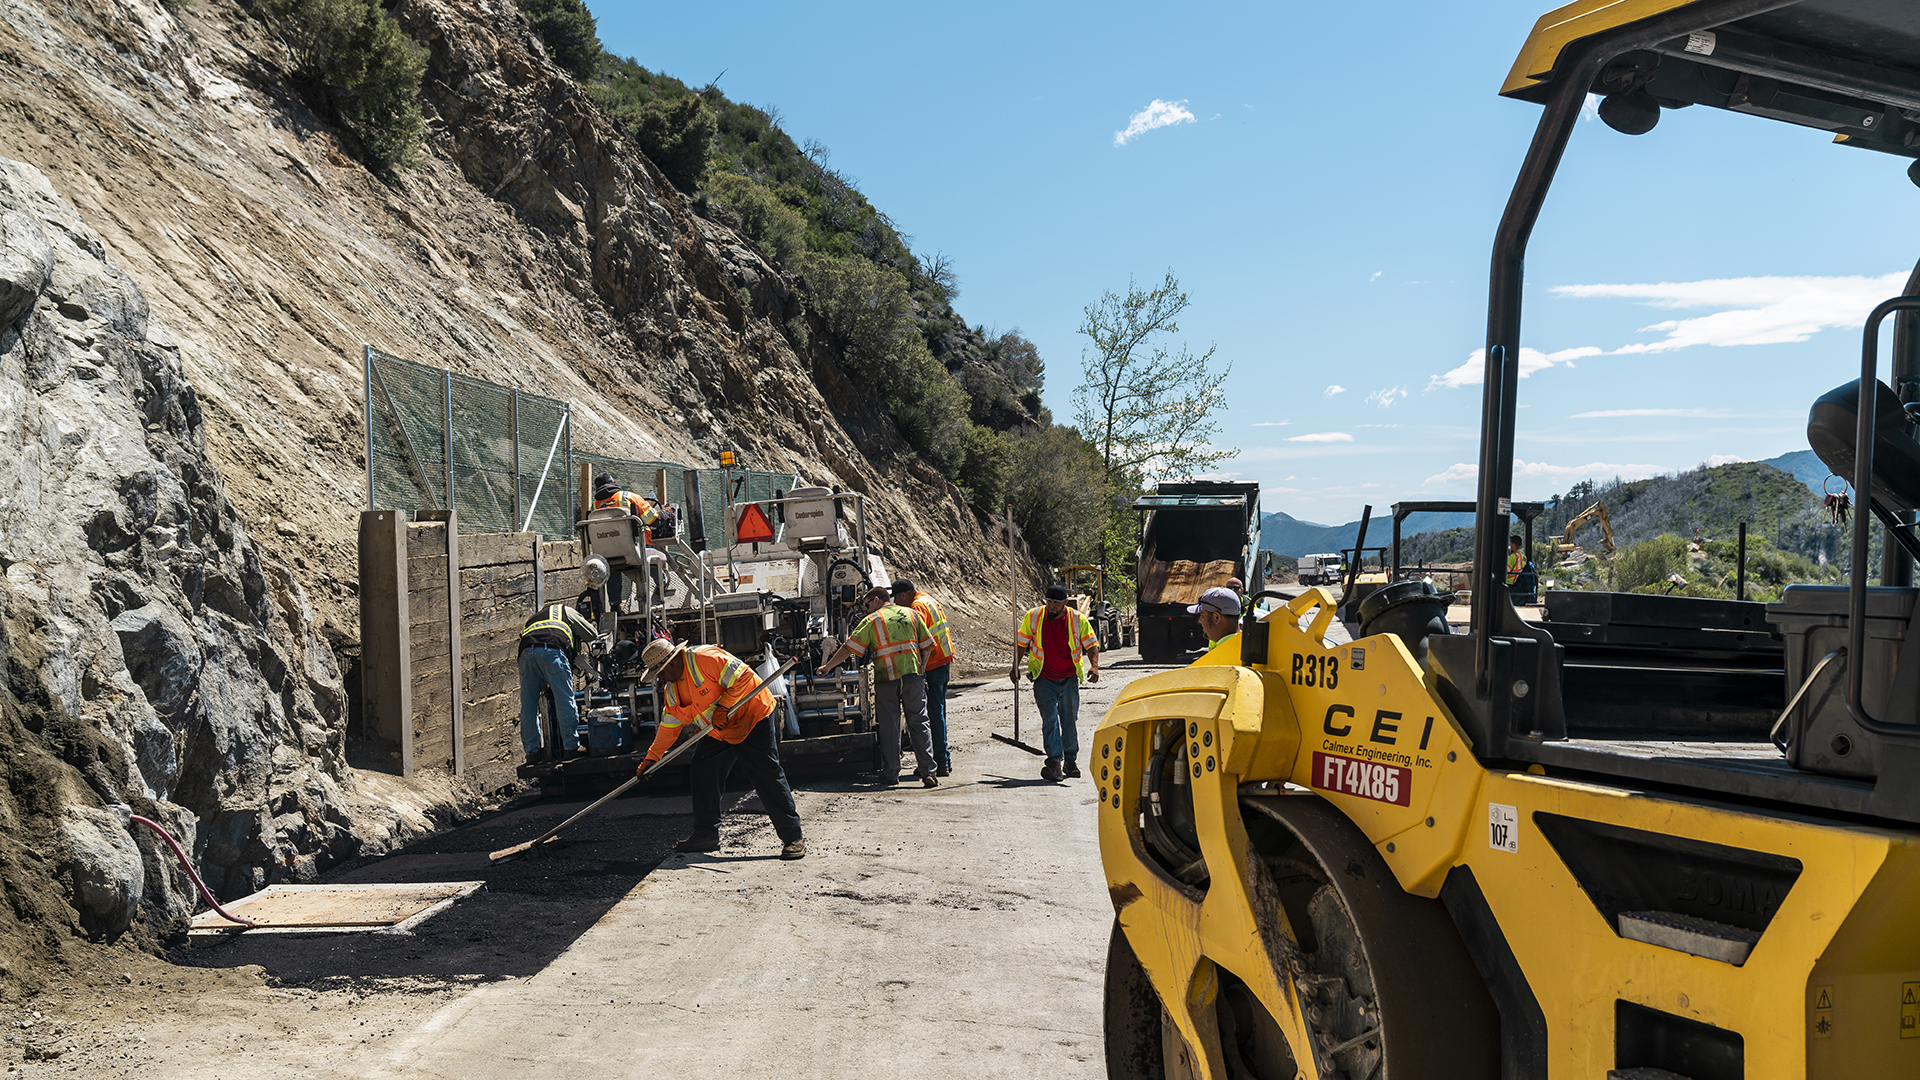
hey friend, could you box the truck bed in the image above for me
[1139,557,1237,607]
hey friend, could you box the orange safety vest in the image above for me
[642,645,773,761]
[596,490,660,542]
[906,592,954,669]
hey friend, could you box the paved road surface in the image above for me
[15,653,1182,1079]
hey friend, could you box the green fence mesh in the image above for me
[577,453,801,547]
[365,347,574,539]
[365,347,802,544]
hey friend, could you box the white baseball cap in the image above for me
[1187,587,1242,617]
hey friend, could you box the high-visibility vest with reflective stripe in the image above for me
[520,603,576,650]
[660,645,773,734]
[907,592,954,669]
[1016,605,1098,682]
[596,490,660,543]
[847,603,930,681]
[1506,550,1524,585]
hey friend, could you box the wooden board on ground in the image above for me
[1139,558,1237,606]
[188,882,484,935]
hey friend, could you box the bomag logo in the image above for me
[1677,867,1789,921]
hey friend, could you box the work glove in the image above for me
[637,758,660,778]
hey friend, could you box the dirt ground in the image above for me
[0,649,1181,1078]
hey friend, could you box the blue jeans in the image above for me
[925,663,952,769]
[519,646,578,758]
[1032,676,1081,762]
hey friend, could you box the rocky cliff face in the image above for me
[0,0,1023,986]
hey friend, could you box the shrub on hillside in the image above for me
[605,95,715,192]
[800,252,971,470]
[516,0,600,80]
[706,173,807,265]
[255,0,426,173]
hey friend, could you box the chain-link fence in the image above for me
[577,453,801,547]
[364,347,574,539]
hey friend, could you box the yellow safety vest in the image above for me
[1016,606,1098,682]
[520,603,577,648]
[849,603,930,681]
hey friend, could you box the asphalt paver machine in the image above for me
[1099,4,1920,1077]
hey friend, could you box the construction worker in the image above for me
[890,578,955,776]
[819,587,939,789]
[636,639,806,860]
[1189,586,1242,652]
[593,472,661,610]
[1011,583,1100,783]
[518,600,600,762]
[1507,535,1538,601]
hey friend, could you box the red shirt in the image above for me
[1039,610,1073,680]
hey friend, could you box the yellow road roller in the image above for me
[1098,2,1920,1077]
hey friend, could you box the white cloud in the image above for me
[1287,432,1355,443]
[1250,420,1293,427]
[1704,454,1747,466]
[1362,483,1383,489]
[1284,475,1297,481]
[1324,384,1347,398]
[1365,385,1408,409]
[1570,407,1730,419]
[1427,346,1602,391]
[1581,92,1601,122]
[1422,458,1667,487]
[1552,272,1906,353]
[1369,271,1382,283]
[1114,99,1196,146]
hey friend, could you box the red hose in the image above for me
[128,814,255,928]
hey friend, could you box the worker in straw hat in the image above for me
[636,638,806,860]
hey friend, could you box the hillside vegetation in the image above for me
[1378,461,1867,602]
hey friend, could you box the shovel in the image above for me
[490,658,796,863]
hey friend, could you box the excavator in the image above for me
[1550,500,1617,566]
[1098,3,1920,1078]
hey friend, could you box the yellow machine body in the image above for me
[1096,591,1920,1078]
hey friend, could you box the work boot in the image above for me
[1042,757,1064,783]
[781,838,807,860]
[673,829,720,853]
[918,769,939,789]
[934,763,951,777]
[1063,759,1081,779]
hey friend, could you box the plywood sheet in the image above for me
[189,882,483,934]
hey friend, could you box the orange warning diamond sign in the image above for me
[736,503,775,543]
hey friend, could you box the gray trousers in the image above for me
[875,673,936,780]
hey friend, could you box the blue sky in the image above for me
[589,0,1920,524]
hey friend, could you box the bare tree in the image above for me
[1073,269,1234,484]
[919,251,960,300]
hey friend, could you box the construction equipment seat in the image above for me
[1807,378,1920,513]
[583,507,667,573]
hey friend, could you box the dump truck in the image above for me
[1133,482,1262,664]
[1099,4,1920,1077]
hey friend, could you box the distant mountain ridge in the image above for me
[1758,449,1829,496]
[1261,509,1474,558]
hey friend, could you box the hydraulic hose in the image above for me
[128,814,255,927]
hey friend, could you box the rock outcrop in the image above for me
[0,0,1029,985]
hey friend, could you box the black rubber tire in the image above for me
[1137,618,1172,664]
[1103,921,1167,1080]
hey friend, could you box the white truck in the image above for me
[1296,551,1345,586]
